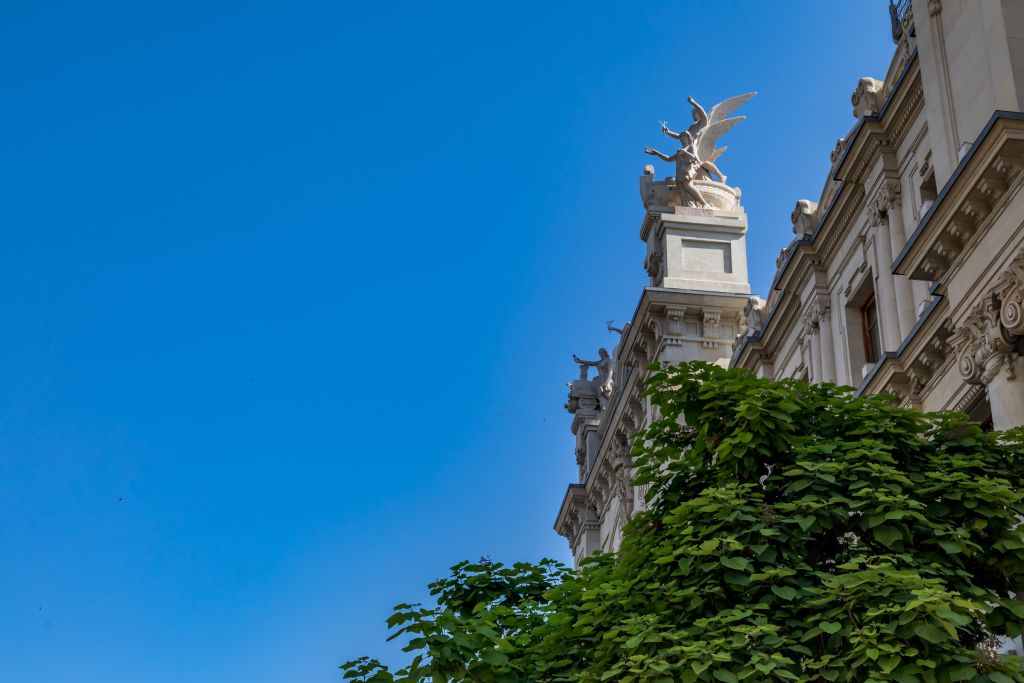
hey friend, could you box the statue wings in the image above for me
[694,92,756,164]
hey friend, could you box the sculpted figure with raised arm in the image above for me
[606,320,627,337]
[644,92,756,207]
[573,348,614,407]
[643,137,709,207]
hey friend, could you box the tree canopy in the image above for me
[343,362,1024,682]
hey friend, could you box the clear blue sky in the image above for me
[0,3,892,681]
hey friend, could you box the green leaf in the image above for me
[873,525,902,547]
[721,556,751,571]
[480,650,508,666]
[338,362,1024,683]
[771,586,797,600]
[913,623,948,644]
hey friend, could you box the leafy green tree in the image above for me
[343,362,1024,682]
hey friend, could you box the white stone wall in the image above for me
[736,0,1024,434]
[557,0,1024,567]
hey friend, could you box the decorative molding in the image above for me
[702,310,722,348]
[896,116,1024,282]
[830,138,847,166]
[953,384,985,414]
[664,306,686,337]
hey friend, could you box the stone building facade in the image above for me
[555,0,1024,569]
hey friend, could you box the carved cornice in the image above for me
[895,113,1024,282]
[839,72,924,187]
[953,384,985,414]
[803,184,866,274]
[762,53,922,369]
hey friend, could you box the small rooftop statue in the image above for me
[572,348,614,409]
[643,92,756,209]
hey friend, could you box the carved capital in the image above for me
[993,250,1024,336]
[928,0,942,17]
[874,177,902,216]
[950,294,1019,385]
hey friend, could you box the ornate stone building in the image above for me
[555,0,1024,568]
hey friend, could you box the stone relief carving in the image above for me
[791,199,820,239]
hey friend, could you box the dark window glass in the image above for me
[966,393,994,432]
[862,295,881,364]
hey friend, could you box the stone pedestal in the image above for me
[639,177,750,295]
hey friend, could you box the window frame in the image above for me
[861,294,881,365]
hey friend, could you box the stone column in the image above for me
[872,221,902,351]
[877,180,917,338]
[993,262,1024,428]
[579,506,602,559]
[805,315,822,383]
[814,294,837,383]
[988,365,1024,431]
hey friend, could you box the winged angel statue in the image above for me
[644,92,756,207]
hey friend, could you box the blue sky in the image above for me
[0,2,893,681]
